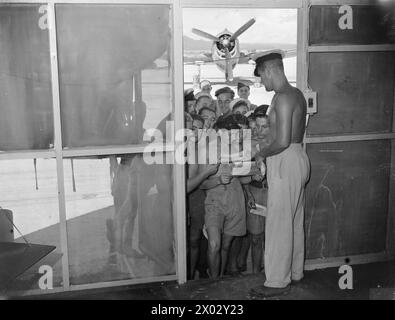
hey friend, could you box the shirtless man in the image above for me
[250,50,310,297]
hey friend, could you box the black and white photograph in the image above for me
[1,0,395,306]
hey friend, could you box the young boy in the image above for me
[231,99,249,116]
[199,115,246,279]
[195,93,213,114]
[228,106,270,274]
[237,81,257,111]
[187,111,217,279]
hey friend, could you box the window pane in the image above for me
[308,52,395,135]
[310,5,395,45]
[56,4,172,148]
[305,140,390,259]
[0,159,62,293]
[0,4,54,151]
[65,155,175,285]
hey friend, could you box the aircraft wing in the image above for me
[238,48,297,64]
[183,51,214,65]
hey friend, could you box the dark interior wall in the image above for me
[309,5,395,45]
[305,4,395,260]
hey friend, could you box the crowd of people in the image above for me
[184,79,271,280]
[184,51,310,298]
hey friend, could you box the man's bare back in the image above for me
[267,86,306,145]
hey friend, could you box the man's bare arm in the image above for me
[257,95,293,159]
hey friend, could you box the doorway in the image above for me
[182,4,301,281]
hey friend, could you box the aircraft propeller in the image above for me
[191,28,220,42]
[229,18,256,42]
[191,18,256,51]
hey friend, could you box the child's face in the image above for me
[200,109,216,129]
[201,85,212,94]
[256,116,268,128]
[256,116,270,139]
[196,97,211,112]
[186,100,196,114]
[192,119,203,131]
[249,119,257,138]
[217,93,232,115]
[238,86,250,99]
[233,105,248,116]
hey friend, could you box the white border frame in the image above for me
[172,0,188,285]
[2,0,394,297]
[48,2,70,289]
[182,0,302,8]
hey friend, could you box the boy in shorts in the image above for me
[199,115,246,279]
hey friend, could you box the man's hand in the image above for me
[219,172,232,185]
[246,191,256,209]
[252,173,264,182]
[255,155,265,174]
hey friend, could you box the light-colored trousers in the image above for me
[264,143,310,288]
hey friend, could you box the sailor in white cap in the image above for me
[200,80,212,96]
[251,49,286,63]
[250,49,310,298]
[195,92,214,114]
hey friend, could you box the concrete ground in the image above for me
[21,260,395,300]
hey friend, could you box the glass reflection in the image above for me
[56,4,172,148]
[0,4,53,151]
[65,155,174,285]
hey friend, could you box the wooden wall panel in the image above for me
[305,140,391,259]
[307,52,395,136]
[310,5,395,45]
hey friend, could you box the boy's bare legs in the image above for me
[227,236,242,274]
[237,235,251,272]
[207,226,222,278]
[251,233,264,273]
[189,226,202,279]
[220,233,234,277]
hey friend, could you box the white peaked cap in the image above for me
[251,49,286,63]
